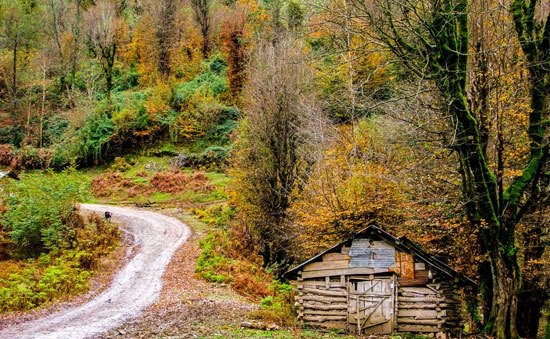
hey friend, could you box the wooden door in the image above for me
[348,276,395,334]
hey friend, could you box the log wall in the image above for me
[396,281,462,334]
[296,274,348,330]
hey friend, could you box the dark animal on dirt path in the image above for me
[104,211,112,222]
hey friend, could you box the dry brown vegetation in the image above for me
[91,170,214,199]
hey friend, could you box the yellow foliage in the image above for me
[289,120,409,259]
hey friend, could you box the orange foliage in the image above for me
[91,170,214,198]
[150,171,212,193]
[289,121,410,259]
[0,144,15,166]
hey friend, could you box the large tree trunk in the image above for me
[488,244,520,338]
[517,290,544,338]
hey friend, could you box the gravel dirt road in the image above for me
[0,204,191,339]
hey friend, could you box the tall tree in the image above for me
[231,36,327,269]
[0,0,40,142]
[155,0,178,77]
[221,7,248,102]
[351,0,548,336]
[84,0,123,99]
[190,0,211,58]
[510,0,549,336]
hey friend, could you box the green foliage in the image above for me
[0,203,119,312]
[174,146,230,170]
[77,111,115,165]
[42,115,70,147]
[110,157,131,172]
[252,280,296,325]
[192,204,235,228]
[286,1,304,30]
[1,170,90,258]
[172,57,229,107]
[111,91,149,132]
[0,253,90,312]
[196,232,234,283]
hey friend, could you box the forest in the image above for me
[0,0,548,338]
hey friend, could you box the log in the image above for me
[298,295,347,304]
[303,303,347,311]
[399,287,437,295]
[303,321,347,330]
[397,309,439,318]
[398,303,438,309]
[302,288,347,297]
[299,281,345,288]
[302,309,348,316]
[400,292,441,298]
[302,315,347,322]
[398,296,444,303]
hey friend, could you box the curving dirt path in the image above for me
[0,204,191,339]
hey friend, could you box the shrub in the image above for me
[0,208,119,312]
[173,146,229,170]
[0,255,91,311]
[0,144,15,166]
[1,170,90,258]
[192,204,235,228]
[14,147,53,169]
[196,230,271,299]
[149,170,213,193]
[76,112,115,165]
[251,280,296,325]
[110,157,131,172]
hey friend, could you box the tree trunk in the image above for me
[486,236,520,339]
[12,42,18,127]
[517,290,544,338]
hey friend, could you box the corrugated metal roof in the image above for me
[283,223,477,286]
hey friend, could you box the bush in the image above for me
[196,230,271,298]
[252,280,296,325]
[110,157,131,172]
[0,144,15,166]
[14,147,53,169]
[0,254,91,312]
[0,206,119,312]
[173,146,230,170]
[76,112,115,165]
[1,170,90,258]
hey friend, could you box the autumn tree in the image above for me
[190,0,211,58]
[230,36,328,269]
[0,0,41,142]
[349,0,548,336]
[84,0,123,98]
[44,0,84,102]
[155,0,178,77]
[221,7,248,102]
[510,0,549,336]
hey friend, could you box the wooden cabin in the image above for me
[284,224,476,337]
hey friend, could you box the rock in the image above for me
[436,332,447,339]
[118,329,126,335]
